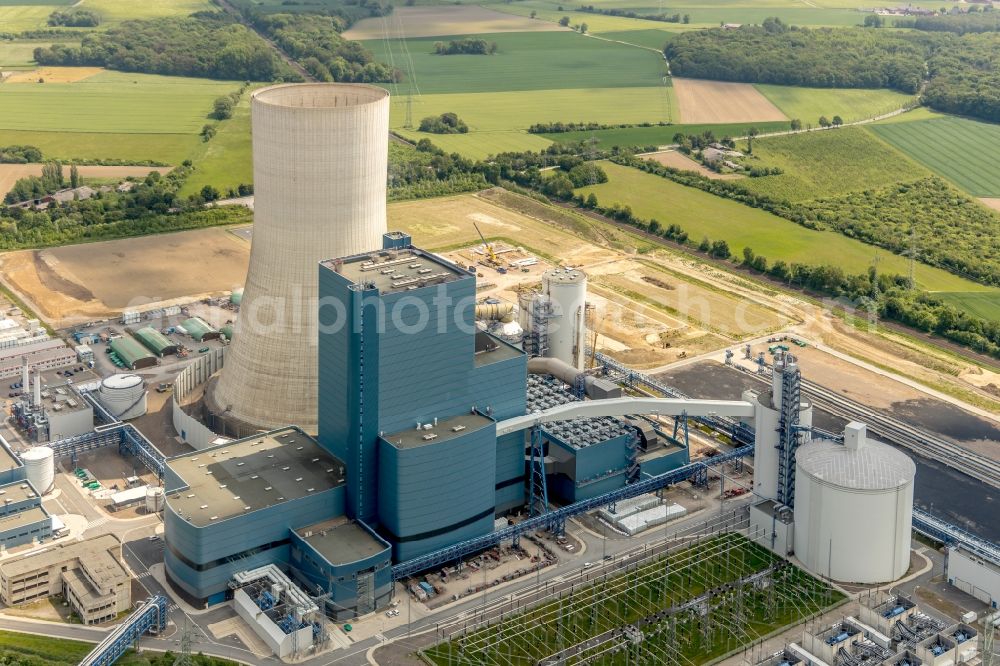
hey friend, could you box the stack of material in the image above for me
[597,495,660,524]
[616,504,687,536]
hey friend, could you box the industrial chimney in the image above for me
[206,83,390,434]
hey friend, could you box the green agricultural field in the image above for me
[544,120,789,149]
[486,1,686,33]
[935,293,1000,323]
[869,116,1000,197]
[755,85,917,125]
[0,5,54,31]
[388,87,675,132]
[395,129,553,159]
[579,162,998,293]
[0,40,56,67]
[0,628,239,666]
[596,28,675,50]
[367,31,666,94]
[0,71,240,164]
[737,127,930,201]
[81,0,213,24]
[180,91,254,197]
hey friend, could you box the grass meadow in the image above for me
[935,292,1000,322]
[390,87,675,130]
[755,85,917,125]
[578,161,997,294]
[0,70,239,164]
[737,127,930,201]
[366,31,666,95]
[869,116,1000,197]
[180,91,254,197]
[0,0,209,31]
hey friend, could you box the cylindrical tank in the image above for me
[749,389,780,500]
[99,374,147,420]
[542,268,587,369]
[145,486,165,513]
[21,446,54,494]
[208,83,390,433]
[793,423,915,583]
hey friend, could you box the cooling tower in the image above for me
[207,83,389,434]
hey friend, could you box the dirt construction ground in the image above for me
[343,5,564,39]
[0,164,171,199]
[672,78,788,124]
[0,226,250,327]
[640,150,744,180]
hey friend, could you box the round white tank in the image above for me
[98,374,147,420]
[145,486,165,513]
[209,83,390,433]
[750,390,780,500]
[542,268,587,369]
[21,446,54,495]
[793,428,915,583]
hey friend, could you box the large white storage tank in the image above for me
[21,446,54,495]
[793,423,915,584]
[542,268,587,369]
[145,486,165,513]
[98,374,147,420]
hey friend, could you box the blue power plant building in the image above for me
[162,232,689,618]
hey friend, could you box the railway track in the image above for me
[799,378,1000,490]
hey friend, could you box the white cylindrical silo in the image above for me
[542,268,587,369]
[98,374,147,420]
[793,423,915,583]
[208,83,390,434]
[751,390,780,500]
[145,486,165,513]
[21,446,54,494]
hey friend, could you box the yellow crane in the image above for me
[473,222,502,268]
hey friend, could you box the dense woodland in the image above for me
[0,145,42,164]
[664,21,925,92]
[433,38,498,55]
[418,112,469,134]
[47,9,100,27]
[32,12,297,81]
[251,13,398,83]
[923,33,1000,121]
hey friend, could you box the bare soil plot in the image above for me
[343,6,564,40]
[672,78,787,124]
[4,67,103,83]
[641,150,744,180]
[0,164,171,198]
[0,227,249,326]
[980,198,1000,212]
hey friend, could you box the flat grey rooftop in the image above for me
[323,248,464,295]
[40,384,90,414]
[0,534,119,578]
[0,506,48,536]
[474,331,522,367]
[297,517,388,565]
[383,413,493,450]
[0,480,39,505]
[166,426,345,526]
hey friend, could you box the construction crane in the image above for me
[473,222,503,269]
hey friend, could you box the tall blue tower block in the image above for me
[318,233,527,561]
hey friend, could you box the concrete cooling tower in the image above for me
[207,83,390,434]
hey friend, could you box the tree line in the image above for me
[576,6,689,24]
[33,12,298,81]
[569,182,1000,358]
[47,8,100,27]
[0,145,43,164]
[894,8,1000,35]
[251,13,399,84]
[433,38,498,55]
[664,20,925,93]
[418,112,469,134]
[664,19,1000,123]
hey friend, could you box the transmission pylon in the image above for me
[404,93,413,129]
[173,617,195,666]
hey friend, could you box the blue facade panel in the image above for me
[0,516,51,550]
[639,448,690,478]
[378,423,496,561]
[163,487,345,601]
[289,528,392,619]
